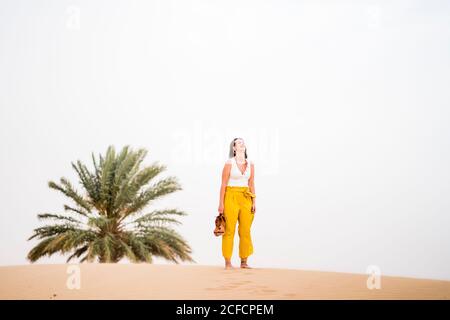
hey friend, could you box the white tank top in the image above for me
[227,157,252,187]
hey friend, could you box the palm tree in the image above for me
[27,145,195,264]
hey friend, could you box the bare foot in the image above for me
[240,259,252,269]
[225,261,234,270]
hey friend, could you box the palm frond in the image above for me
[123,232,153,263]
[123,176,182,218]
[130,209,187,227]
[113,162,165,215]
[138,226,195,263]
[71,160,100,206]
[48,178,92,213]
[28,224,78,241]
[37,213,82,224]
[63,204,90,217]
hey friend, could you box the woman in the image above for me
[218,137,256,270]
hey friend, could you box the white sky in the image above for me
[1,0,449,281]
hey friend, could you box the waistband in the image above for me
[226,186,249,191]
[225,186,256,199]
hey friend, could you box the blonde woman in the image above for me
[218,137,256,270]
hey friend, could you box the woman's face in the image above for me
[234,139,246,153]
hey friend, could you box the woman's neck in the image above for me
[235,153,246,163]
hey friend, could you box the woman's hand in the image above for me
[251,202,256,213]
[218,203,224,214]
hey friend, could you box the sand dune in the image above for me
[0,264,449,300]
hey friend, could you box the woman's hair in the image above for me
[229,137,248,159]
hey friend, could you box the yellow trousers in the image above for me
[222,186,256,259]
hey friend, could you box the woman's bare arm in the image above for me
[248,161,255,203]
[219,160,231,213]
